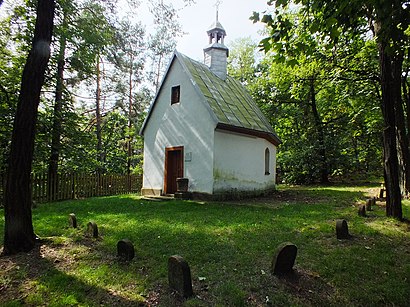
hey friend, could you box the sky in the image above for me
[175,0,270,61]
[139,0,271,62]
[1,0,270,62]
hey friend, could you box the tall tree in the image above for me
[227,37,259,85]
[47,0,75,198]
[147,0,183,90]
[253,0,409,219]
[251,12,336,183]
[0,15,24,174]
[71,0,116,173]
[110,18,145,175]
[3,0,55,255]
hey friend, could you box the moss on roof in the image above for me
[178,52,278,137]
[140,51,280,145]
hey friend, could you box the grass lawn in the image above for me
[1,184,410,306]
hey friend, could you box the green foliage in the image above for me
[0,0,168,176]
[68,1,116,81]
[0,4,36,173]
[146,0,184,90]
[246,5,389,183]
[227,37,259,85]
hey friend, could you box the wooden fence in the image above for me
[0,172,142,206]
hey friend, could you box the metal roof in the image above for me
[207,20,226,35]
[177,52,281,145]
[140,51,281,146]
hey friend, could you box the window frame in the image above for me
[264,147,270,175]
[171,85,181,105]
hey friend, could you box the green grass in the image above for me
[1,184,410,306]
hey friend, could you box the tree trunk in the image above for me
[403,49,410,158]
[96,55,103,173]
[394,54,410,198]
[48,18,67,200]
[155,54,162,91]
[403,79,410,146]
[403,76,410,196]
[127,65,133,176]
[3,0,55,255]
[309,78,329,183]
[379,42,402,219]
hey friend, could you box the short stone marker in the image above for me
[358,204,366,217]
[87,221,98,238]
[365,198,372,211]
[379,188,385,198]
[168,255,193,298]
[117,239,135,261]
[336,219,350,239]
[271,242,297,275]
[366,197,377,211]
[69,213,77,228]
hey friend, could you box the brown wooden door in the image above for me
[164,147,184,194]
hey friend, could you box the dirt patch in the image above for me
[221,189,329,208]
[276,267,344,306]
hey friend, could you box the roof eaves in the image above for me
[216,123,282,146]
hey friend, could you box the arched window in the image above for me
[265,148,270,175]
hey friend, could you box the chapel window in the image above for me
[265,148,270,175]
[171,85,180,104]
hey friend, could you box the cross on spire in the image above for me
[204,0,229,80]
[214,0,222,21]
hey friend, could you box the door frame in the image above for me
[164,146,184,194]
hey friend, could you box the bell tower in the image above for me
[203,4,229,80]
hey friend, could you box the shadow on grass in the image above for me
[0,241,146,306]
[1,186,409,306]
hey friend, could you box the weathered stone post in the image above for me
[69,213,77,228]
[168,255,193,298]
[365,199,372,211]
[379,188,385,198]
[358,204,366,217]
[336,219,350,239]
[271,242,297,275]
[117,239,135,261]
[87,221,98,238]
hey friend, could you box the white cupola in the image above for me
[203,11,229,80]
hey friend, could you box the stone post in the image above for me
[271,242,297,275]
[168,255,193,298]
[336,219,350,239]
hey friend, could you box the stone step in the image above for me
[141,195,174,201]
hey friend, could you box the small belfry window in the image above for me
[265,148,270,175]
[171,85,180,104]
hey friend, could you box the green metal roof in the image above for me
[177,52,281,145]
[140,51,281,145]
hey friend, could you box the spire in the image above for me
[207,0,226,45]
[216,0,220,21]
[204,1,229,80]
[215,0,221,23]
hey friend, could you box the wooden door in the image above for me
[164,146,184,194]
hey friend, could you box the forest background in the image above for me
[0,0,409,188]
